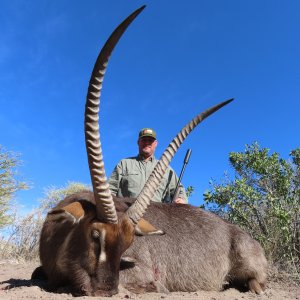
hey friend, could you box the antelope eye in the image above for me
[91,230,100,239]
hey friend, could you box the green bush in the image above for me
[204,142,300,280]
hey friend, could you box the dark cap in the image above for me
[138,128,156,140]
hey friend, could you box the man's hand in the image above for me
[174,198,185,204]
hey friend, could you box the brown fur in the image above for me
[37,193,134,296]
[120,201,267,294]
[34,191,267,296]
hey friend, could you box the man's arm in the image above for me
[174,184,187,204]
[108,163,123,196]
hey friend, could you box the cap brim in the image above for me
[139,135,156,139]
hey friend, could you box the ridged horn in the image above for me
[126,98,234,224]
[85,6,146,224]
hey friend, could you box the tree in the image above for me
[0,145,28,228]
[204,142,300,279]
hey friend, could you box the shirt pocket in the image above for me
[121,172,141,195]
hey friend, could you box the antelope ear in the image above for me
[135,218,165,236]
[49,202,85,223]
[120,255,136,270]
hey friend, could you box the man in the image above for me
[108,128,187,204]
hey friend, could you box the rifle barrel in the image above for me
[172,149,192,202]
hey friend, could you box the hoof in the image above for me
[248,278,266,294]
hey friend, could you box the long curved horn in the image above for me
[126,98,234,224]
[85,6,145,224]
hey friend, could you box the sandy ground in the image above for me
[0,260,299,300]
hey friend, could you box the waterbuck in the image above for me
[32,5,267,297]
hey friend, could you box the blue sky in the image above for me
[1,0,299,212]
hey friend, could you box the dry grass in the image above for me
[0,209,43,262]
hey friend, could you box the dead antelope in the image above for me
[32,5,267,297]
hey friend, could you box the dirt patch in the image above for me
[0,261,299,300]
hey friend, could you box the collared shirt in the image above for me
[108,155,187,203]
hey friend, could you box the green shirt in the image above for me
[108,155,187,203]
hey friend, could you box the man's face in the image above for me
[138,137,157,158]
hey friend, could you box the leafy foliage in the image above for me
[0,145,28,228]
[204,142,300,279]
[186,185,194,199]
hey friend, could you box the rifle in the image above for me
[171,148,192,203]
